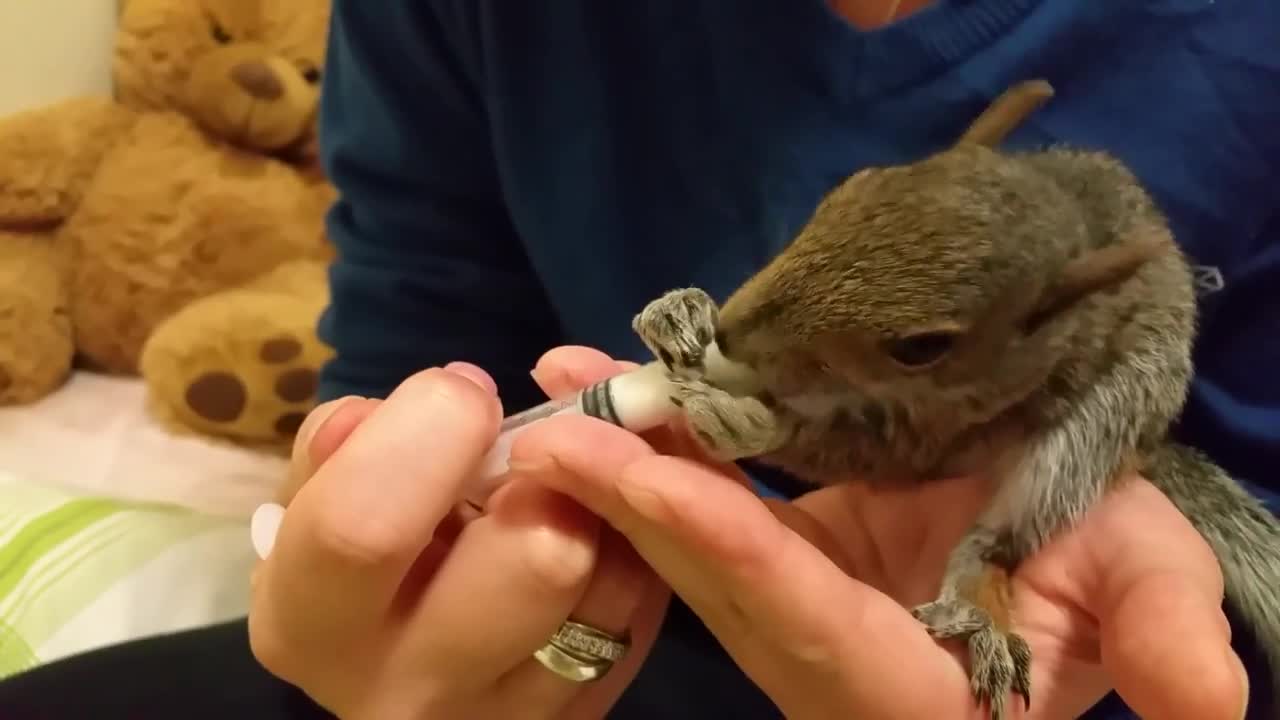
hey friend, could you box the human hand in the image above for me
[247,362,668,720]
[511,346,1250,720]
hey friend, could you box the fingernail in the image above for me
[529,365,557,392]
[618,473,669,521]
[250,502,286,559]
[444,362,497,394]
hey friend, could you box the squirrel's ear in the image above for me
[955,79,1054,148]
[1023,235,1169,333]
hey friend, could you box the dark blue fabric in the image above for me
[316,1,1280,717]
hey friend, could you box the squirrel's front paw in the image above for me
[670,379,785,461]
[911,598,1032,720]
[632,287,719,377]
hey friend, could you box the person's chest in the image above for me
[467,0,1277,362]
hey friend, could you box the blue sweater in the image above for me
[316,1,1280,716]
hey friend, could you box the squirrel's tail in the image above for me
[1145,442,1280,718]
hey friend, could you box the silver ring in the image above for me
[532,620,630,683]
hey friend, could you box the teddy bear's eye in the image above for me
[299,63,322,84]
[210,20,232,45]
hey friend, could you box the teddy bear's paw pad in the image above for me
[260,335,320,435]
[259,336,304,364]
[178,334,321,438]
[272,363,317,437]
[185,371,249,422]
[274,411,308,436]
[274,367,318,403]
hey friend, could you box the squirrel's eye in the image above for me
[885,331,956,369]
[210,21,232,45]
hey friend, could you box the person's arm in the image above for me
[316,0,563,410]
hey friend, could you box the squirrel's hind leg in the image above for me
[910,527,1032,720]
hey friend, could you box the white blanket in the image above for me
[0,372,286,519]
[0,371,286,676]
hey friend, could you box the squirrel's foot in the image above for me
[910,597,1032,720]
[669,378,787,461]
[632,287,719,378]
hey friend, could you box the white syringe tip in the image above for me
[589,362,680,432]
[702,341,763,395]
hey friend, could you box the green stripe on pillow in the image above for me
[0,499,123,601]
[0,618,37,676]
[0,475,251,679]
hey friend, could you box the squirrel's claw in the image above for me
[632,287,719,378]
[1009,631,1032,710]
[910,597,1031,720]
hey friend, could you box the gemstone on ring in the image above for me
[532,619,631,683]
[548,620,629,663]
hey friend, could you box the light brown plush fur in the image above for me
[0,0,335,452]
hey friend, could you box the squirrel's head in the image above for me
[715,144,1168,434]
[114,0,330,160]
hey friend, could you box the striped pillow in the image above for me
[0,472,257,678]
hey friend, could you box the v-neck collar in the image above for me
[771,0,1042,100]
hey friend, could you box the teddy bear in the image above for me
[0,0,337,451]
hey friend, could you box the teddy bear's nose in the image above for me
[231,61,284,100]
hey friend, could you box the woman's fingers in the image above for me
[499,523,663,717]
[1082,477,1247,720]
[531,345,747,482]
[532,345,638,400]
[443,360,500,395]
[405,475,602,695]
[254,396,381,579]
[477,346,668,715]
[279,395,375,504]
[279,362,494,506]
[253,367,502,664]
[510,416,965,718]
[611,453,963,718]
[1102,570,1246,720]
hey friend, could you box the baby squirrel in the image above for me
[632,80,1280,719]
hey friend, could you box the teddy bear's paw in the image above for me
[0,361,57,406]
[181,332,324,442]
[140,291,333,446]
[180,335,315,433]
[0,233,75,404]
[0,340,73,406]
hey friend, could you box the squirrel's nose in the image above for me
[231,61,284,100]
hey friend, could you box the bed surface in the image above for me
[0,371,284,678]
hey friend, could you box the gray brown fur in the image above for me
[632,85,1280,719]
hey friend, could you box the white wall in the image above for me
[0,1,118,116]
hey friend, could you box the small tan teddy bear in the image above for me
[0,0,337,451]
